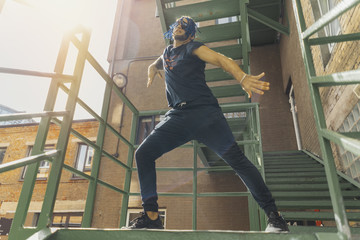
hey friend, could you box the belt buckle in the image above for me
[178,102,186,109]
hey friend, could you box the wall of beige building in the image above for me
[96,0,298,230]
[0,120,99,238]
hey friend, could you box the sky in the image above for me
[0,0,117,120]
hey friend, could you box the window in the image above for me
[72,143,94,178]
[337,101,360,183]
[32,212,83,228]
[310,0,341,66]
[20,145,54,180]
[0,147,6,164]
[136,115,163,144]
[126,209,166,228]
[215,16,238,25]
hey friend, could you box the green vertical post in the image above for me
[36,28,91,229]
[292,0,351,238]
[255,104,266,229]
[119,112,139,227]
[9,32,71,240]
[82,80,114,227]
[240,0,251,103]
[192,141,198,230]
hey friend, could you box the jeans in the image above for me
[135,104,277,215]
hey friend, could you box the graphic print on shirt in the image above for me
[164,54,179,70]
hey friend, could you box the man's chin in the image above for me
[174,35,188,41]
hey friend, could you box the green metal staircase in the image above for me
[1,0,360,239]
[263,151,360,234]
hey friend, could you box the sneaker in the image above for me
[124,212,164,229]
[265,212,289,232]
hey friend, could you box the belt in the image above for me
[174,101,187,109]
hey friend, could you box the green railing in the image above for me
[292,0,360,239]
[0,24,265,239]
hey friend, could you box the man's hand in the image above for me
[147,64,163,87]
[240,72,269,98]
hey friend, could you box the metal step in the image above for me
[210,84,245,98]
[264,159,318,165]
[198,22,242,43]
[265,167,325,173]
[163,0,241,23]
[266,177,329,184]
[265,172,327,177]
[282,211,360,221]
[264,163,322,169]
[211,44,243,60]
[277,200,360,209]
[272,190,360,198]
[205,68,233,82]
[268,183,354,191]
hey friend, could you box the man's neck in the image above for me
[173,38,192,48]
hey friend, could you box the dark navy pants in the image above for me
[135,104,277,216]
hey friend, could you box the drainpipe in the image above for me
[289,85,302,150]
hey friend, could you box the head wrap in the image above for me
[164,16,200,40]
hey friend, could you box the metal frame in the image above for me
[291,0,360,239]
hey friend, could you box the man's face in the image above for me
[172,18,189,41]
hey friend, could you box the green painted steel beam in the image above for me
[71,36,139,115]
[197,22,241,43]
[119,113,138,227]
[311,69,360,87]
[102,150,131,170]
[0,67,75,82]
[0,150,58,173]
[192,141,198,230]
[210,84,246,98]
[36,29,92,230]
[309,32,360,45]
[320,129,360,156]
[248,8,289,36]
[9,29,72,240]
[0,111,68,122]
[303,0,360,39]
[40,228,321,240]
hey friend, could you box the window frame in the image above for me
[72,143,95,179]
[20,145,55,181]
[0,147,7,165]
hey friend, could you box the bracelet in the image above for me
[240,74,247,84]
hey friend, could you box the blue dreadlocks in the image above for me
[164,16,200,40]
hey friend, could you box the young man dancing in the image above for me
[127,16,288,232]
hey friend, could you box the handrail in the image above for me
[0,67,75,82]
[0,150,59,173]
[0,111,69,122]
[302,0,360,39]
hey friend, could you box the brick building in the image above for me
[0,119,99,237]
[0,0,359,237]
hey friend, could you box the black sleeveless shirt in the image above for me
[162,41,218,108]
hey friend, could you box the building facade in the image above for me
[0,119,99,238]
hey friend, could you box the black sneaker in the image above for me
[125,212,164,229]
[265,212,289,232]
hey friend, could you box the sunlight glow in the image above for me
[27,0,96,31]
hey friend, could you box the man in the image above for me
[128,16,288,232]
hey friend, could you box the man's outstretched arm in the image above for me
[193,45,269,98]
[147,56,163,87]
